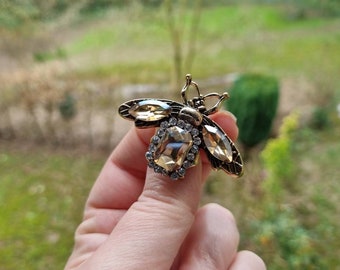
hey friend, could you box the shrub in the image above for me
[33,47,67,62]
[261,112,299,199]
[226,73,279,148]
[59,92,77,121]
[252,205,326,270]
[309,106,330,130]
[256,113,326,269]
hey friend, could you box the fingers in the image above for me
[82,159,204,269]
[68,111,239,269]
[229,251,266,270]
[175,203,239,269]
[85,110,238,211]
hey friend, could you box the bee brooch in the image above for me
[118,74,243,180]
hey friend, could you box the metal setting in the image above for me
[118,74,243,180]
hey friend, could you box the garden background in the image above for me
[0,0,340,269]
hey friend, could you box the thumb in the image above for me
[86,159,205,270]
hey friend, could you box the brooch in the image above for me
[118,74,243,180]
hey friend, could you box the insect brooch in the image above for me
[118,74,243,180]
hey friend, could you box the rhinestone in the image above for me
[154,126,193,172]
[202,125,233,162]
[157,128,165,137]
[149,144,156,153]
[145,151,153,161]
[169,117,177,126]
[191,145,199,153]
[178,167,186,176]
[170,172,179,180]
[148,161,155,168]
[152,136,161,144]
[183,160,191,169]
[155,166,163,173]
[187,153,195,161]
[129,100,171,121]
[177,119,185,128]
[185,123,192,132]
[160,121,169,128]
[193,137,201,145]
[191,128,199,136]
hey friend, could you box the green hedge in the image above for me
[226,73,279,148]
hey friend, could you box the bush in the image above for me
[309,106,330,130]
[226,73,279,148]
[59,93,77,121]
[33,47,67,63]
[261,112,299,199]
[252,205,326,270]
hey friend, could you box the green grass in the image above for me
[62,5,340,85]
[0,146,103,269]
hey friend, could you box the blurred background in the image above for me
[0,0,339,269]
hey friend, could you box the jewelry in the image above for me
[118,74,243,180]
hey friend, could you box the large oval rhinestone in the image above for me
[202,125,233,162]
[154,126,193,172]
[129,100,171,121]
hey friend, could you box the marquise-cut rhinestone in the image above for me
[154,126,193,172]
[129,100,171,121]
[202,125,233,162]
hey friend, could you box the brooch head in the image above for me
[118,74,243,180]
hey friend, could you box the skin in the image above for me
[65,111,266,270]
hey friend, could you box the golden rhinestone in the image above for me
[202,125,233,162]
[154,126,193,171]
[129,100,171,121]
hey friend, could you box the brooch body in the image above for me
[118,74,243,180]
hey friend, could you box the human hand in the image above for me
[65,111,266,270]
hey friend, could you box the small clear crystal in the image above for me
[169,117,177,126]
[193,137,201,145]
[178,167,186,176]
[160,121,169,128]
[145,151,153,161]
[185,123,192,131]
[191,128,199,136]
[183,160,191,169]
[170,172,179,180]
[191,145,199,153]
[177,120,185,128]
[187,153,195,161]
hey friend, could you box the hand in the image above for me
[65,111,266,270]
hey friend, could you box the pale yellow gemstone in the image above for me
[129,100,171,121]
[154,126,193,171]
[202,125,233,162]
